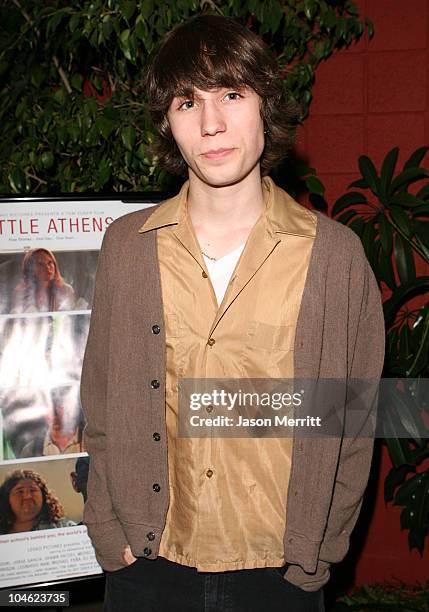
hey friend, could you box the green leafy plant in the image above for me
[331,580,429,611]
[332,147,429,554]
[0,0,371,193]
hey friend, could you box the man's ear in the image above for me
[70,472,78,493]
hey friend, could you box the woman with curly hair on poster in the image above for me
[0,469,75,534]
[12,248,76,313]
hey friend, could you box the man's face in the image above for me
[9,479,43,524]
[48,387,80,435]
[167,85,265,187]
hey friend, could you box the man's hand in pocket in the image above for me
[122,545,137,566]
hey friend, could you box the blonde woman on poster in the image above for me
[12,248,76,313]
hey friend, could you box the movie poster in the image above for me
[0,198,157,588]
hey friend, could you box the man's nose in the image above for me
[22,489,33,499]
[200,101,226,136]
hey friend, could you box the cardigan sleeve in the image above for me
[318,238,386,564]
[80,226,129,571]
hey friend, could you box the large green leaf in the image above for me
[336,209,358,225]
[96,117,116,140]
[348,217,365,237]
[380,146,398,198]
[414,223,429,249]
[384,464,409,502]
[304,174,325,196]
[414,229,429,263]
[417,182,429,200]
[389,193,426,207]
[383,277,429,326]
[358,155,380,195]
[379,214,393,255]
[385,383,424,444]
[403,145,429,170]
[8,167,26,192]
[121,125,136,151]
[390,167,428,194]
[332,191,368,216]
[395,470,429,555]
[407,312,429,376]
[390,206,412,238]
[398,322,412,370]
[348,177,368,189]
[394,233,416,285]
[378,247,396,290]
[384,435,414,468]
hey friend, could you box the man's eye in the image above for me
[178,100,194,110]
[224,92,242,101]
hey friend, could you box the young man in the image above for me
[81,14,385,612]
[21,385,84,457]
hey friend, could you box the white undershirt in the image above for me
[203,243,245,306]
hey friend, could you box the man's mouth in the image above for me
[201,148,235,159]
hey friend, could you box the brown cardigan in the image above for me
[80,193,385,592]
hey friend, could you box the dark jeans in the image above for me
[104,556,325,612]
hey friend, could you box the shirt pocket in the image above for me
[246,321,295,351]
[241,321,295,378]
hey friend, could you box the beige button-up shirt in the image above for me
[43,430,83,456]
[139,176,317,572]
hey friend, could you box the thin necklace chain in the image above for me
[201,251,217,261]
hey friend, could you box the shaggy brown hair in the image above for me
[145,14,299,177]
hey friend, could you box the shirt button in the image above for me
[153,483,161,492]
[202,271,208,278]
[143,547,152,556]
[152,324,161,334]
[152,432,161,441]
[206,405,213,413]
[146,531,156,541]
[207,338,215,346]
[151,379,160,389]
[206,469,214,478]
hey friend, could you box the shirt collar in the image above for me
[138,180,188,233]
[44,429,80,454]
[138,176,316,238]
[264,176,316,238]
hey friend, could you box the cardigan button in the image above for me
[153,483,161,492]
[151,379,160,389]
[146,531,156,541]
[143,547,152,556]
[153,432,161,441]
[152,324,161,334]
